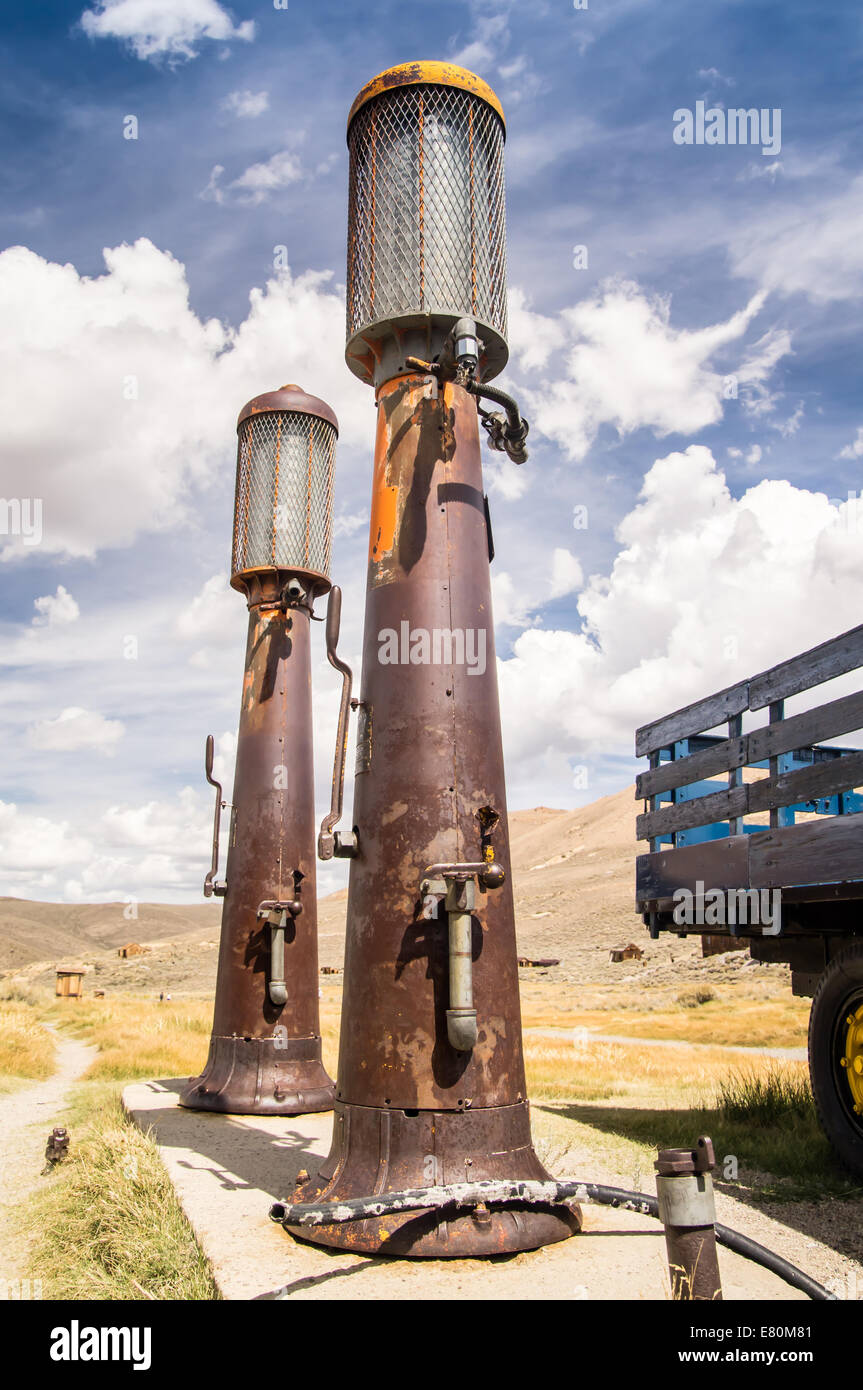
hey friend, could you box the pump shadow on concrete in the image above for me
[123,1079,808,1301]
[128,1078,327,1201]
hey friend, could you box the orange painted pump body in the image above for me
[290,375,578,1254]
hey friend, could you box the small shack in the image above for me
[118,942,147,958]
[609,943,644,964]
[517,956,561,969]
[55,965,85,999]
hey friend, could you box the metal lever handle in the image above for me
[421,830,507,1052]
[318,587,358,860]
[203,734,227,898]
[258,899,303,1006]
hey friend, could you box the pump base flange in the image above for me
[179,1033,334,1116]
[285,1099,580,1256]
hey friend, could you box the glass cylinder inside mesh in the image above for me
[347,82,507,352]
[232,410,335,579]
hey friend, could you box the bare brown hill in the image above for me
[4,787,764,994]
[0,899,222,973]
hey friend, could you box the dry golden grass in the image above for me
[45,995,213,1082]
[37,986,345,1086]
[0,1000,56,1088]
[520,980,809,1049]
[523,1031,803,1106]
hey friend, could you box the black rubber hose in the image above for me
[465,380,529,463]
[466,379,523,431]
[270,1177,836,1301]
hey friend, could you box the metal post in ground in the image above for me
[655,1136,723,1300]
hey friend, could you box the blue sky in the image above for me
[1,0,862,902]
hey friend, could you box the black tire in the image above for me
[809,943,863,1178]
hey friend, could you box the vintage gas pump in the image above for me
[181,386,337,1116]
[285,64,580,1254]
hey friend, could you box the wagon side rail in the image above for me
[635,622,863,899]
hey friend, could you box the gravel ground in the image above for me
[0,1028,96,1296]
[534,1106,863,1301]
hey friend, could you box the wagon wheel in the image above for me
[809,943,863,1178]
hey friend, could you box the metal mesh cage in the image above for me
[232,411,336,579]
[347,82,507,347]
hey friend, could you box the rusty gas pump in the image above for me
[284,63,580,1254]
[180,386,337,1116]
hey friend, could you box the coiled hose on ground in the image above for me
[270,1177,836,1301]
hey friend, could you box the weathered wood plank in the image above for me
[728,713,744,836]
[749,623,863,711]
[636,785,749,841]
[747,749,863,814]
[635,681,750,758]
[747,690,863,763]
[749,811,863,890]
[635,735,747,799]
[635,835,752,905]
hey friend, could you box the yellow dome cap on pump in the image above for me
[347,61,505,133]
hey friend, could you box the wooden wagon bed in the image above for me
[634,622,863,993]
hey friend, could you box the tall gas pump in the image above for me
[181,386,338,1116]
[286,64,580,1255]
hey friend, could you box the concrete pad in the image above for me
[124,1079,807,1301]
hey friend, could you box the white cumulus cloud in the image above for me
[28,706,125,755]
[0,237,367,562]
[839,427,863,461]
[32,586,80,627]
[499,445,863,772]
[79,0,255,63]
[511,279,789,461]
[221,89,269,119]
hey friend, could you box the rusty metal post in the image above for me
[289,63,579,1256]
[180,386,337,1116]
[655,1137,723,1300]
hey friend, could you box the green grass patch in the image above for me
[27,1084,220,1300]
[541,1064,863,1203]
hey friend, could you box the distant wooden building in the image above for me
[118,943,147,958]
[55,965,85,999]
[609,943,644,964]
[517,956,561,969]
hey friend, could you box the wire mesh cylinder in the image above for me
[232,386,337,585]
[346,64,509,385]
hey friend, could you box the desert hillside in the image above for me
[1,786,747,994]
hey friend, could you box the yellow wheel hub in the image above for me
[840,1003,863,1114]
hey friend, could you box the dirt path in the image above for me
[0,1025,96,1293]
[524,1025,808,1062]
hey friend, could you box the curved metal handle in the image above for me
[318,587,357,860]
[203,734,227,898]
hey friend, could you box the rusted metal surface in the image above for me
[291,373,577,1254]
[655,1138,723,1301]
[180,567,333,1116]
[347,61,506,131]
[317,586,356,861]
[289,1102,579,1256]
[237,384,339,433]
